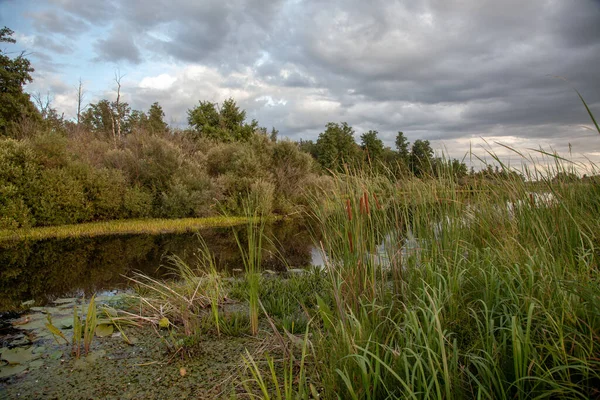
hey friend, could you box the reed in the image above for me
[231,198,267,336]
[241,109,600,398]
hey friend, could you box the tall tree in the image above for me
[315,122,359,172]
[395,131,410,163]
[80,99,130,139]
[146,102,168,134]
[360,130,384,168]
[410,139,434,177]
[187,98,255,142]
[0,27,40,136]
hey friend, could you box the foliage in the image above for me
[316,122,360,172]
[187,98,258,142]
[409,138,435,176]
[360,130,385,168]
[0,27,40,137]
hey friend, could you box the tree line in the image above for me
[1,26,531,229]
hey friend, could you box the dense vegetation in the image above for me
[120,152,600,399]
[3,23,600,399]
[0,26,471,230]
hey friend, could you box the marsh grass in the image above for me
[231,199,267,336]
[237,124,600,398]
[0,216,249,242]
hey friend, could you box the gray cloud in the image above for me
[48,0,118,24]
[93,23,142,64]
[13,0,600,161]
[27,10,89,36]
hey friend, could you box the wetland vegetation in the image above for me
[2,25,600,399]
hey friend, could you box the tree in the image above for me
[360,130,384,169]
[409,139,434,177]
[187,98,255,142]
[269,127,278,142]
[315,122,359,172]
[298,139,318,160]
[128,109,148,132]
[81,99,115,138]
[111,72,124,145]
[0,27,40,136]
[395,131,410,162]
[146,102,168,134]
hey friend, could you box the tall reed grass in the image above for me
[242,108,600,398]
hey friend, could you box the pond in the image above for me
[0,221,319,313]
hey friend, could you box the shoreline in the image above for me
[0,216,250,242]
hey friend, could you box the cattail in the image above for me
[373,193,381,210]
[346,199,352,220]
[348,231,354,252]
[363,191,370,215]
[359,197,365,214]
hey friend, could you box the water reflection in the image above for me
[0,222,316,312]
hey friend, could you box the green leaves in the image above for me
[0,27,40,136]
[187,98,256,142]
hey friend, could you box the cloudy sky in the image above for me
[2,0,600,168]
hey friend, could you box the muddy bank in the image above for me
[1,323,268,399]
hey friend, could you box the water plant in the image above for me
[231,198,267,336]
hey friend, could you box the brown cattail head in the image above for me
[359,197,365,214]
[373,193,381,210]
[363,191,370,215]
[346,199,352,220]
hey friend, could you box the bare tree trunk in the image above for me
[76,78,85,126]
[110,113,117,148]
[114,72,123,142]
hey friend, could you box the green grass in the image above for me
[0,216,249,242]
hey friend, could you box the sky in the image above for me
[1,0,600,169]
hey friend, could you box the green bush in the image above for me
[85,168,128,220]
[123,186,153,218]
[29,132,70,168]
[28,168,90,226]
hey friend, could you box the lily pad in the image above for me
[30,306,62,314]
[0,364,27,378]
[11,336,31,347]
[95,324,114,338]
[1,347,39,365]
[21,300,35,307]
[29,360,44,369]
[14,316,47,331]
[54,316,74,330]
[53,298,77,304]
[49,350,63,360]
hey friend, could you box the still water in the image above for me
[0,222,317,312]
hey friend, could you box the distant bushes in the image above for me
[0,129,322,228]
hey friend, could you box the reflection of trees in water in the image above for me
[0,222,314,311]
